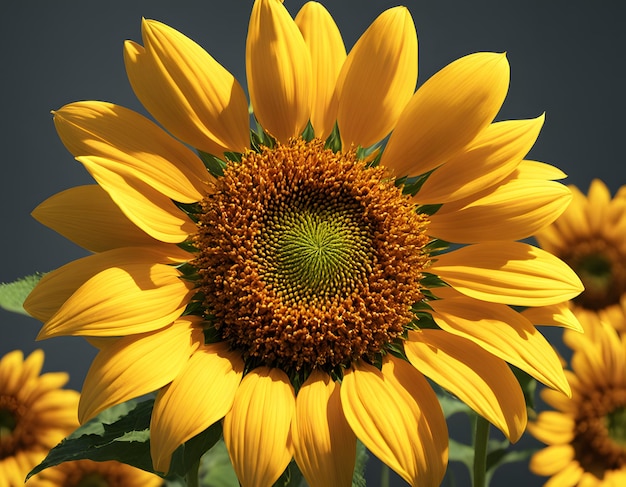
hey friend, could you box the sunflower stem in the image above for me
[472,414,490,487]
[186,459,200,487]
[380,463,390,487]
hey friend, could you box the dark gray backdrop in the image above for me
[1,1,624,485]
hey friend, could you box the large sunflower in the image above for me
[24,1,583,485]
[534,179,626,329]
[529,314,626,486]
[0,349,78,487]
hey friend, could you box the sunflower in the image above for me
[534,179,626,329]
[0,349,79,487]
[30,458,163,487]
[528,313,626,486]
[24,1,583,485]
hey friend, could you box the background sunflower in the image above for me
[1,1,623,485]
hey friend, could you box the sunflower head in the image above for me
[529,315,626,485]
[0,349,79,487]
[22,0,584,485]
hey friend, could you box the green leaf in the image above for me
[447,438,475,470]
[28,397,223,481]
[199,440,239,487]
[351,440,368,487]
[27,399,155,480]
[0,273,43,315]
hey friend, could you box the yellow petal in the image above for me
[429,241,584,306]
[381,52,510,177]
[513,159,567,180]
[79,156,197,243]
[78,317,203,423]
[521,303,583,333]
[335,7,417,149]
[24,246,190,323]
[529,444,576,477]
[294,2,346,140]
[429,291,570,395]
[416,116,544,204]
[53,101,209,202]
[246,0,312,143]
[340,356,448,487]
[223,366,295,487]
[292,370,356,487]
[151,343,244,473]
[405,329,526,442]
[527,411,575,445]
[32,185,159,252]
[37,255,193,339]
[124,20,250,156]
[428,179,572,243]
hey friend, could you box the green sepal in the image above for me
[301,121,315,142]
[324,123,341,152]
[198,150,227,178]
[419,272,448,289]
[424,238,450,256]
[0,273,43,316]
[251,123,275,151]
[400,169,434,196]
[27,398,222,481]
[416,203,443,216]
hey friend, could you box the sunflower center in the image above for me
[77,473,109,487]
[573,388,626,478]
[194,138,429,371]
[565,241,626,310]
[0,395,28,459]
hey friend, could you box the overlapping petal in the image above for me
[405,330,526,441]
[79,157,197,243]
[529,444,576,477]
[292,370,356,487]
[24,247,190,323]
[32,185,159,252]
[416,116,544,204]
[247,0,312,143]
[295,2,346,140]
[223,367,295,487]
[35,253,193,339]
[429,178,571,243]
[334,6,417,148]
[53,101,210,202]
[522,303,583,333]
[429,290,570,395]
[124,20,250,156]
[527,411,575,445]
[151,343,244,474]
[341,356,448,487]
[78,317,203,423]
[381,52,510,177]
[430,241,583,306]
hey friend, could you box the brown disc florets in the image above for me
[563,240,626,311]
[194,138,429,371]
[573,388,626,478]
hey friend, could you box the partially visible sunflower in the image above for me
[534,179,626,329]
[24,1,583,485]
[0,349,78,487]
[529,313,626,486]
[30,458,163,487]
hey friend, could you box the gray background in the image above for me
[1,1,624,485]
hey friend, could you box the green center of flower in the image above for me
[256,185,372,305]
[0,408,16,434]
[606,407,626,447]
[194,138,429,372]
[77,473,109,487]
